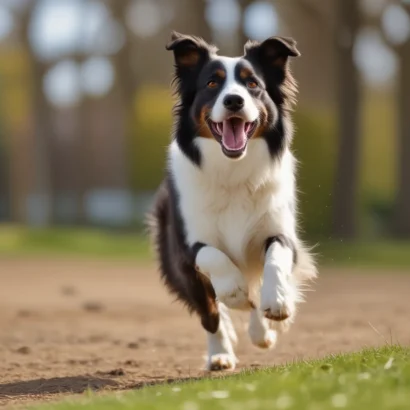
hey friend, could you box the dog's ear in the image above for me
[244,36,300,70]
[166,31,216,71]
[245,37,300,108]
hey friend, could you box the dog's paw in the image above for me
[250,329,277,349]
[207,353,237,371]
[261,262,296,321]
[262,302,294,321]
[212,275,251,310]
[260,286,295,322]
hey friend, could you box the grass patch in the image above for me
[0,225,150,260]
[1,226,410,268]
[318,240,410,268]
[32,346,410,409]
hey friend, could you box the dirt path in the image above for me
[0,258,409,408]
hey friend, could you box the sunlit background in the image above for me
[0,0,410,247]
[2,3,410,405]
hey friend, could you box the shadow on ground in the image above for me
[0,376,118,397]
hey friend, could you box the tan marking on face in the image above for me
[215,69,226,79]
[198,106,214,139]
[240,67,253,80]
[251,104,268,139]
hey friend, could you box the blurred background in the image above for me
[0,0,410,260]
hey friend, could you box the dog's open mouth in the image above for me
[207,117,257,158]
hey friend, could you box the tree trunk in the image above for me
[73,69,90,225]
[30,60,55,226]
[73,0,92,224]
[394,34,410,236]
[332,0,361,239]
[108,0,138,196]
[20,4,55,226]
[192,0,212,41]
[172,0,212,40]
[0,137,9,221]
[237,0,254,54]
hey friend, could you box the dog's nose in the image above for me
[223,94,244,111]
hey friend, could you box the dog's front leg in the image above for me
[260,235,297,322]
[194,244,251,310]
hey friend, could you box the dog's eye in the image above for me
[247,80,258,89]
[207,80,218,89]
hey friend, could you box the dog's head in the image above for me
[167,32,300,162]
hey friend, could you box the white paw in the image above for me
[250,329,277,349]
[207,353,237,371]
[261,261,296,321]
[261,297,295,321]
[212,275,251,310]
[260,283,295,322]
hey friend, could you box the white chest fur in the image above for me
[169,138,297,273]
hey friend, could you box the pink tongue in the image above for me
[222,118,247,151]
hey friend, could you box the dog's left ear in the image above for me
[166,31,216,71]
[244,36,300,70]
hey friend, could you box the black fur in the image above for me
[191,242,206,260]
[265,235,298,265]
[244,37,300,157]
[150,177,219,334]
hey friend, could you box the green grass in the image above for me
[0,225,151,260]
[1,226,410,268]
[318,240,410,268]
[32,346,410,410]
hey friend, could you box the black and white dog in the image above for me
[149,32,317,371]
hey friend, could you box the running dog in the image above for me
[148,32,317,371]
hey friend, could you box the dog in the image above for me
[148,31,317,371]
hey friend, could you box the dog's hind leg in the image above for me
[206,302,238,371]
[248,308,277,349]
[171,267,238,371]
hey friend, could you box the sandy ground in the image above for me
[0,258,410,408]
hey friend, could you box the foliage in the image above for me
[130,85,173,191]
[292,108,336,236]
[31,346,410,410]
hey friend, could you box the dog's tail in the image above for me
[145,182,168,263]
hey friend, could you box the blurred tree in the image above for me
[286,0,361,238]
[172,0,212,40]
[107,0,138,196]
[73,55,89,225]
[237,0,253,53]
[331,0,361,239]
[394,4,410,237]
[72,0,91,224]
[191,0,212,41]
[108,0,138,113]
[0,107,9,221]
[18,1,56,226]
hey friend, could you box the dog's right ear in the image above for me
[166,31,216,71]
